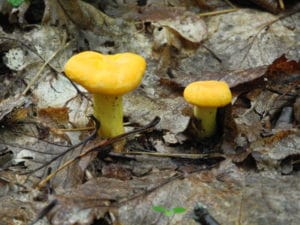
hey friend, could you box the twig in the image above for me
[0,35,89,101]
[32,148,218,225]
[20,116,100,175]
[239,10,298,65]
[115,164,219,211]
[199,8,238,17]
[236,190,244,225]
[202,45,222,63]
[27,199,58,225]
[36,117,160,189]
[0,36,61,73]
[0,141,64,155]
[22,34,69,95]
[63,78,93,103]
[57,126,95,132]
[199,0,238,17]
[118,151,224,159]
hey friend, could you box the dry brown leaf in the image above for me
[0,95,29,122]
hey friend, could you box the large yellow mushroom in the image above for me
[64,51,146,151]
[183,80,232,138]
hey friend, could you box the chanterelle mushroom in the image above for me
[183,80,232,138]
[64,51,146,151]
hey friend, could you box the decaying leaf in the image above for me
[178,8,298,75]
[38,106,69,127]
[47,170,178,225]
[4,47,28,71]
[250,130,300,170]
[134,6,207,43]
[117,160,300,225]
[166,65,268,89]
[0,95,29,122]
[249,0,281,14]
[268,54,300,74]
[0,195,40,225]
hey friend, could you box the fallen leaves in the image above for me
[0,1,299,225]
[132,6,207,44]
[47,170,178,225]
[0,95,29,121]
[38,107,69,127]
[268,54,300,74]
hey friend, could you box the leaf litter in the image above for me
[0,1,299,225]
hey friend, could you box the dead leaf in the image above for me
[0,95,29,122]
[48,170,177,225]
[267,54,300,75]
[250,131,300,170]
[135,6,207,43]
[38,106,69,126]
[0,193,47,225]
[168,65,268,89]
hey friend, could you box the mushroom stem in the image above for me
[193,106,217,138]
[93,93,124,138]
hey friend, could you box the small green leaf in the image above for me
[152,206,166,213]
[152,205,186,217]
[7,0,25,7]
[172,207,186,214]
[164,209,174,217]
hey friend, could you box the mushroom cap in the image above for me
[64,51,146,95]
[183,80,232,107]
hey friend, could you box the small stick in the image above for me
[27,199,58,225]
[0,36,58,71]
[199,8,238,17]
[22,34,69,95]
[57,126,95,132]
[199,0,238,17]
[278,0,285,10]
[119,151,224,159]
[20,116,100,175]
[36,117,160,189]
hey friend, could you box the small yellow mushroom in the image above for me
[183,80,232,138]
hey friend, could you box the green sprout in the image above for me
[152,205,186,217]
[7,0,26,7]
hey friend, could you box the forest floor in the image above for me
[0,1,299,225]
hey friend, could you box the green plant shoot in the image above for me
[7,0,25,7]
[152,205,186,217]
[152,206,166,213]
[172,207,186,214]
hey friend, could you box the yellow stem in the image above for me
[93,94,124,138]
[193,106,217,138]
